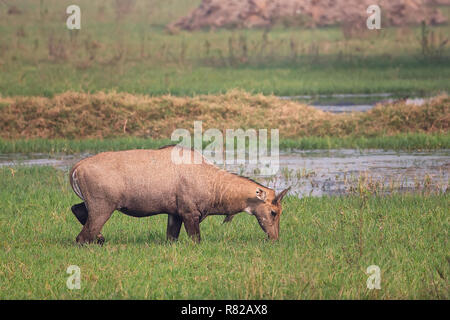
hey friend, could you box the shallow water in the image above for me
[1,149,448,197]
[255,149,449,196]
[278,93,427,113]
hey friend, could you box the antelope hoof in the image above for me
[97,234,105,246]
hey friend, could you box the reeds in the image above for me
[419,21,449,60]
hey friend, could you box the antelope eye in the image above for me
[271,210,277,217]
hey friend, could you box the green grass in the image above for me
[0,133,448,154]
[279,133,450,151]
[1,57,449,97]
[0,166,448,299]
[0,0,449,97]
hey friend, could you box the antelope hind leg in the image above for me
[72,202,105,245]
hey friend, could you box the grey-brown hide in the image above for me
[69,146,290,244]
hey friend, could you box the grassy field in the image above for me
[1,133,449,154]
[0,166,448,299]
[0,0,449,96]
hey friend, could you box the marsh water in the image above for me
[1,149,448,197]
[279,93,427,113]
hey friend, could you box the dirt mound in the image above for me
[169,0,447,30]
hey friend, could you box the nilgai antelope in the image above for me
[69,145,290,244]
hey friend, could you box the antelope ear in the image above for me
[274,187,291,204]
[256,188,267,201]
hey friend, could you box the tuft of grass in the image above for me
[0,166,448,299]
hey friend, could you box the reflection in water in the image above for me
[278,93,427,113]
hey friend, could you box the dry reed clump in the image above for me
[0,91,448,140]
[354,96,450,135]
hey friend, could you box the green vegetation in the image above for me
[0,133,449,154]
[0,166,448,299]
[279,133,450,151]
[0,0,449,97]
